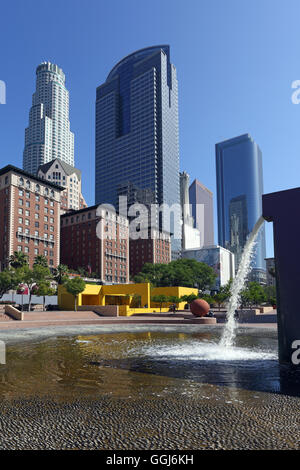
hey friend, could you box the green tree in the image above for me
[135,259,216,291]
[22,265,52,311]
[240,288,252,308]
[240,281,267,308]
[33,255,49,268]
[201,294,214,305]
[77,267,87,277]
[220,279,233,297]
[65,277,86,311]
[134,263,168,286]
[8,251,28,269]
[160,262,194,288]
[264,285,277,306]
[151,294,169,312]
[0,269,23,299]
[180,293,199,304]
[248,282,267,306]
[35,281,55,311]
[168,295,182,310]
[212,292,228,310]
[212,280,233,310]
[53,264,69,285]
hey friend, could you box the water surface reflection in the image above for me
[1,331,300,401]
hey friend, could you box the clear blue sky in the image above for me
[1,0,299,257]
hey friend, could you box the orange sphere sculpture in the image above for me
[190,298,210,317]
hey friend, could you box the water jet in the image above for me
[220,216,264,348]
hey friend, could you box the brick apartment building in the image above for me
[60,205,129,283]
[0,165,63,270]
[129,228,171,278]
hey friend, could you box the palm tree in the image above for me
[53,264,69,285]
[33,255,49,268]
[8,251,29,269]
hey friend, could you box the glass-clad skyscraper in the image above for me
[95,46,180,255]
[216,134,266,282]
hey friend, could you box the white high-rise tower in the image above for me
[23,62,74,174]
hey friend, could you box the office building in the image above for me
[23,62,74,175]
[182,245,235,290]
[216,134,266,283]
[189,179,214,247]
[60,205,129,283]
[95,46,180,256]
[180,171,201,250]
[129,228,171,278]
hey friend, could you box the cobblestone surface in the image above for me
[0,328,291,451]
[0,392,299,450]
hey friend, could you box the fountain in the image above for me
[1,216,298,449]
[1,198,299,449]
[220,216,265,348]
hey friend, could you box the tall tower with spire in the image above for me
[23,62,74,175]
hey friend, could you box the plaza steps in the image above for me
[0,312,15,322]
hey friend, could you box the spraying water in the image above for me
[219,216,265,348]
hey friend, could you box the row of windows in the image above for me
[105,276,127,283]
[19,197,55,207]
[19,178,55,197]
[17,245,54,265]
[17,227,55,240]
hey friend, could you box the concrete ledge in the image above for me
[259,306,274,313]
[78,305,119,316]
[189,317,217,324]
[5,305,23,321]
[237,309,260,322]
[92,306,119,317]
[237,309,277,323]
[77,305,100,312]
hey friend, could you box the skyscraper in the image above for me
[180,171,201,250]
[95,46,180,255]
[189,179,214,247]
[215,133,266,283]
[23,62,74,175]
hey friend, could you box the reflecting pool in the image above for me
[1,330,300,449]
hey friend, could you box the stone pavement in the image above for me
[0,309,277,331]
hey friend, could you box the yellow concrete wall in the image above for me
[58,283,150,311]
[118,306,170,316]
[101,283,150,308]
[58,285,76,310]
[151,286,198,310]
[58,283,197,312]
[58,284,101,310]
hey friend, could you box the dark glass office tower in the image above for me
[95,46,180,255]
[216,134,266,283]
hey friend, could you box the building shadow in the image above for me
[90,357,300,398]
